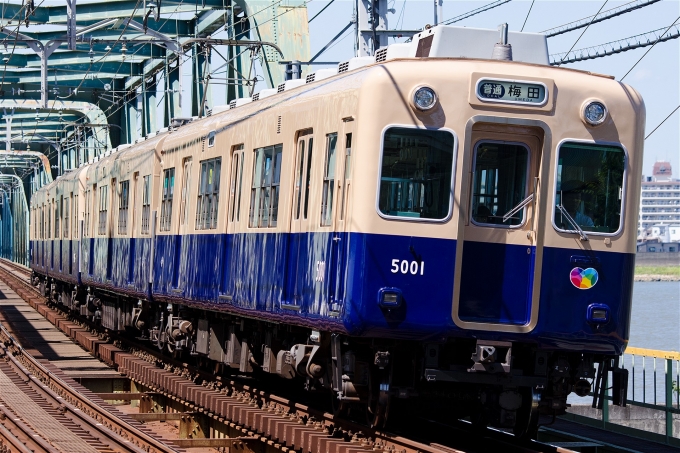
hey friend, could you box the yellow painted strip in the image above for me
[625,346,680,361]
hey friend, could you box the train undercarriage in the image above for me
[36,275,627,439]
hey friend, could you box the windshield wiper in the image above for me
[556,204,589,241]
[502,193,534,223]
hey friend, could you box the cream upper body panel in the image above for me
[350,58,644,254]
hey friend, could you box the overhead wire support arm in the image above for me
[541,0,661,37]
[181,38,284,59]
[549,23,680,65]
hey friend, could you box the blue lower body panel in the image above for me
[458,241,534,325]
[31,233,634,355]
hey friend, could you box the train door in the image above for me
[173,158,192,289]
[128,173,138,284]
[225,144,245,295]
[286,129,314,309]
[328,123,354,311]
[454,126,544,330]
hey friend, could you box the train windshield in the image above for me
[378,127,454,220]
[554,142,625,234]
[470,142,529,227]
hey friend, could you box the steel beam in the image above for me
[142,75,157,136]
[164,59,180,127]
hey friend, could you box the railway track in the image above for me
[0,259,574,453]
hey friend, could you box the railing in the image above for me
[564,346,680,446]
[621,347,679,443]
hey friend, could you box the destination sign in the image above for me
[476,79,547,106]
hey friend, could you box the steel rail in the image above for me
[0,259,576,453]
[0,266,182,453]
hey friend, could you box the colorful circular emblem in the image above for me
[570,267,598,289]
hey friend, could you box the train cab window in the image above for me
[378,127,455,220]
[160,168,175,232]
[229,145,245,223]
[119,180,130,235]
[249,144,283,228]
[470,142,529,227]
[554,142,625,234]
[321,133,338,226]
[196,158,221,230]
[141,175,151,234]
[98,185,108,235]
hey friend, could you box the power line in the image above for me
[620,16,680,81]
[541,0,660,38]
[556,0,609,65]
[645,105,679,140]
[520,0,534,32]
[442,0,511,26]
[549,22,680,65]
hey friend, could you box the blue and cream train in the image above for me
[29,25,645,436]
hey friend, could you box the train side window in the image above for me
[208,131,216,148]
[249,144,283,228]
[98,185,108,235]
[55,196,61,238]
[470,141,529,227]
[321,133,338,226]
[303,138,313,219]
[340,133,352,220]
[63,195,69,238]
[47,201,51,239]
[229,145,245,223]
[554,142,625,234]
[141,175,151,234]
[160,168,175,232]
[119,180,130,235]
[378,127,455,220]
[196,157,221,230]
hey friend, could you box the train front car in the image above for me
[343,26,644,434]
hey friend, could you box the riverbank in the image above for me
[634,265,680,282]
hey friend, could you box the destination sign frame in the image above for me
[475,78,548,107]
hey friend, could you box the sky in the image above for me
[301,0,680,177]
[2,0,677,177]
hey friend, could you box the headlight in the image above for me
[412,86,437,111]
[583,100,607,126]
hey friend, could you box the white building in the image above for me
[638,162,680,240]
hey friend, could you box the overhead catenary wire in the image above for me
[442,0,511,26]
[556,0,609,65]
[541,0,661,38]
[549,21,680,65]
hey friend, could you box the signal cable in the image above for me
[620,15,680,81]
[520,0,535,32]
[644,104,679,140]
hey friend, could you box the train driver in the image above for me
[560,180,594,228]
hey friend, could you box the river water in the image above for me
[629,281,680,352]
